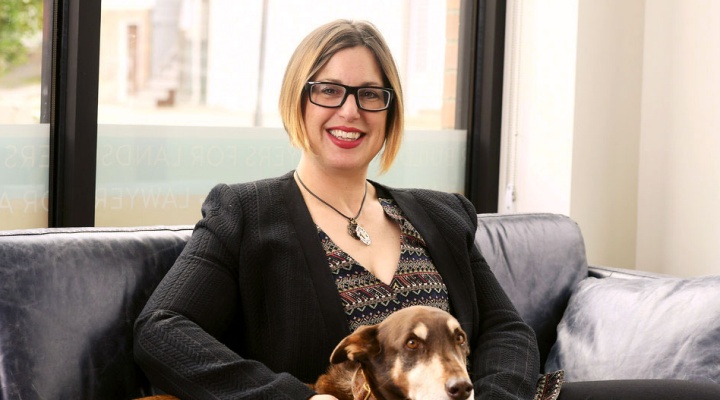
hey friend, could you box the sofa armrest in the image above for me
[588,265,671,280]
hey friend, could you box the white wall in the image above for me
[570,0,644,270]
[500,0,720,277]
[636,0,720,276]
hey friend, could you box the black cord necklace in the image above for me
[295,171,372,246]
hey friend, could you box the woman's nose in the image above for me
[337,94,361,119]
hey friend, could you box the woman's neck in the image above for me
[294,162,372,213]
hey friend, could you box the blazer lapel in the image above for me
[280,174,475,344]
[379,185,476,333]
[281,172,350,346]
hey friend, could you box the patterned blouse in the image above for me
[317,198,450,332]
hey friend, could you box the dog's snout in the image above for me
[445,377,473,399]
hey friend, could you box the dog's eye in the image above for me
[406,339,420,350]
[456,333,466,346]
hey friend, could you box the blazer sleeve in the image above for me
[133,183,315,400]
[455,195,540,400]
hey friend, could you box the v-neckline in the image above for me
[321,233,398,286]
[316,197,403,286]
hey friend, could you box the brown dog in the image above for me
[311,305,475,400]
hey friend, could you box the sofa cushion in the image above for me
[475,213,588,367]
[545,275,720,383]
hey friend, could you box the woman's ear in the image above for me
[329,325,380,364]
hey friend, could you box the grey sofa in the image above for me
[474,213,720,385]
[0,213,718,399]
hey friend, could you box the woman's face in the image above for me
[302,46,388,174]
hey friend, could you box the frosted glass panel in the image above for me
[0,124,50,229]
[95,125,465,226]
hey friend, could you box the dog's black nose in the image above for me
[446,377,474,399]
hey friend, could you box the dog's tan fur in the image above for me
[311,305,474,400]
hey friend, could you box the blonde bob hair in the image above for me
[279,20,404,173]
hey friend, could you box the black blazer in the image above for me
[134,171,540,399]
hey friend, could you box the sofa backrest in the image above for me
[474,213,588,366]
[0,213,588,399]
[0,226,192,400]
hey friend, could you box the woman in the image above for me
[134,19,540,399]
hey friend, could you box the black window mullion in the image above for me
[464,0,507,213]
[49,0,101,227]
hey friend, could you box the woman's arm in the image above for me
[467,243,540,399]
[455,194,540,400]
[134,184,316,399]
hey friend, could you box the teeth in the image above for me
[329,129,361,141]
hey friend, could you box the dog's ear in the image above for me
[329,325,379,364]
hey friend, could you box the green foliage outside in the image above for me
[0,0,44,76]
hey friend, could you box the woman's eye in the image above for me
[320,87,339,96]
[360,89,381,100]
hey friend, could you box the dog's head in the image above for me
[330,305,474,400]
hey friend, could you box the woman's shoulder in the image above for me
[215,171,295,195]
[203,172,295,212]
[377,183,473,211]
[404,187,467,203]
[375,182,477,229]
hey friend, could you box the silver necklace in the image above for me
[295,172,372,246]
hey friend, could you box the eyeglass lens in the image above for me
[308,83,391,111]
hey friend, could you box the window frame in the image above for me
[47,0,505,227]
[462,0,507,213]
[49,0,101,227]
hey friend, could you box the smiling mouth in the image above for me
[328,129,362,141]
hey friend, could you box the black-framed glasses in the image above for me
[305,81,394,112]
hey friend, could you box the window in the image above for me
[1,0,499,229]
[96,0,466,226]
[0,0,51,230]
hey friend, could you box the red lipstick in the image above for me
[327,126,364,149]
